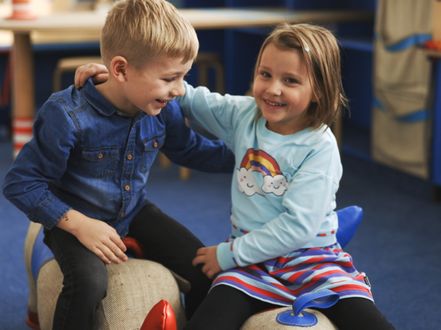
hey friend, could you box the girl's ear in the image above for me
[110,56,128,82]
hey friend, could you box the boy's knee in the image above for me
[66,263,108,300]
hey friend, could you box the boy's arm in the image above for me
[3,101,76,229]
[3,100,128,264]
[161,100,235,173]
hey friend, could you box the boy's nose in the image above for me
[171,82,185,97]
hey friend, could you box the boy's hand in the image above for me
[192,246,221,279]
[74,63,109,89]
[57,209,128,264]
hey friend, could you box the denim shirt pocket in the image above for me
[141,135,165,172]
[81,147,120,178]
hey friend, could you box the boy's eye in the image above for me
[163,73,190,83]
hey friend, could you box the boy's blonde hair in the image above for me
[254,23,348,129]
[101,0,199,68]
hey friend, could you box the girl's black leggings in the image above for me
[185,284,395,330]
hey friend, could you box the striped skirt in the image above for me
[212,243,373,306]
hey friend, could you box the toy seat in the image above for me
[24,206,362,329]
[242,300,337,330]
[240,205,363,330]
[37,258,186,330]
[24,223,188,330]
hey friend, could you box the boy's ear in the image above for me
[110,56,128,81]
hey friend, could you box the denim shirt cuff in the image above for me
[29,194,70,230]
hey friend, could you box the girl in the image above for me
[75,23,394,330]
[178,23,394,330]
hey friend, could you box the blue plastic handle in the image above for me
[292,289,339,316]
[276,289,339,327]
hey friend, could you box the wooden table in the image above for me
[0,8,373,155]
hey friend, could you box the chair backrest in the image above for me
[336,205,363,248]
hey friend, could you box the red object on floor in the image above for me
[25,310,40,330]
[140,300,178,330]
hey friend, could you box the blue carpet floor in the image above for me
[1,140,441,330]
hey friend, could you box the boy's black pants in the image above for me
[44,202,210,330]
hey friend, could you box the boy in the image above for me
[2,0,232,329]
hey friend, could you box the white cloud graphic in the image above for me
[237,167,262,196]
[262,174,288,196]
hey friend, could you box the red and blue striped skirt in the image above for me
[212,243,373,306]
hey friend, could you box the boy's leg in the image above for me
[184,285,274,330]
[44,227,108,330]
[319,297,395,330]
[128,202,212,318]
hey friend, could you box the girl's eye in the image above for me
[163,77,177,82]
[284,77,299,84]
[259,71,271,78]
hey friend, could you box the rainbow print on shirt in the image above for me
[237,148,288,196]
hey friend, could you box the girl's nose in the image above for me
[267,81,282,96]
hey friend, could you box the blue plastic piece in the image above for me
[276,289,339,327]
[31,228,54,279]
[277,309,318,327]
[336,205,363,248]
[274,206,364,327]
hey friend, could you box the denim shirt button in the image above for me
[152,140,159,148]
[124,184,131,191]
[127,153,133,160]
[97,152,104,159]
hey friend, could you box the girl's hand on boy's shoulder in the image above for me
[192,245,221,279]
[74,63,109,89]
[57,209,128,264]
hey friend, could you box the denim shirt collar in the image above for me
[82,78,119,117]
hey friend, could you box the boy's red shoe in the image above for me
[140,299,178,330]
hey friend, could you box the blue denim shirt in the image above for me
[3,79,233,236]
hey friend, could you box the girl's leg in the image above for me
[184,285,275,330]
[128,202,212,318]
[319,297,395,330]
[44,227,108,330]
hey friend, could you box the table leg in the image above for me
[11,32,34,157]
